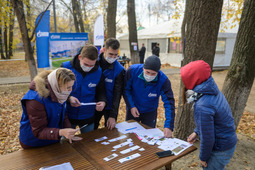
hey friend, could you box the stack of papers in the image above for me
[115,122,192,155]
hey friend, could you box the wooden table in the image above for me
[0,141,96,169]
[71,122,197,170]
[0,121,196,170]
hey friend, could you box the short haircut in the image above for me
[56,68,76,87]
[105,38,120,50]
[80,45,98,60]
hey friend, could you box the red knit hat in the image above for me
[180,60,211,90]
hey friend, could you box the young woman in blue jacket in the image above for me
[181,60,237,169]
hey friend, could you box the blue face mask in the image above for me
[143,72,156,82]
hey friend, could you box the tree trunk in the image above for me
[127,0,139,64]
[107,0,117,38]
[222,0,255,128]
[76,0,85,32]
[174,0,223,140]
[4,20,9,59]
[72,0,80,32]
[0,24,5,59]
[9,3,15,58]
[12,0,37,80]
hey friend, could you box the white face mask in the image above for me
[144,72,156,82]
[81,64,93,72]
[105,56,117,64]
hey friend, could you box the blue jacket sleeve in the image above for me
[123,67,135,109]
[160,78,175,131]
[196,104,215,162]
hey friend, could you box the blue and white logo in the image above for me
[36,30,49,37]
[88,83,97,88]
[105,78,113,83]
[148,93,157,97]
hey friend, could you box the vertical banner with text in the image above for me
[35,10,50,68]
[93,14,104,53]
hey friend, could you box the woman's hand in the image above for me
[187,132,198,144]
[59,128,81,143]
[69,96,81,107]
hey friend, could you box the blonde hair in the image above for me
[80,44,98,60]
[56,68,75,87]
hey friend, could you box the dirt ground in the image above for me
[0,60,254,170]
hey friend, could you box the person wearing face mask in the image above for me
[19,68,82,148]
[94,38,125,130]
[123,55,175,138]
[61,45,107,133]
[181,60,237,169]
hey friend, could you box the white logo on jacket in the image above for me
[88,83,97,88]
[148,93,157,97]
[105,78,113,83]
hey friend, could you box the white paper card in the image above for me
[120,145,140,154]
[103,153,118,161]
[118,153,141,163]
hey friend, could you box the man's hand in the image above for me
[107,117,116,130]
[200,160,207,167]
[69,96,81,107]
[164,128,173,138]
[96,101,106,111]
[187,132,198,144]
[131,107,140,117]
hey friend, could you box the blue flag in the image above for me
[35,10,50,68]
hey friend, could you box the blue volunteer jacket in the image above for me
[124,64,175,130]
[103,59,124,110]
[19,90,66,147]
[193,76,237,161]
[62,61,102,120]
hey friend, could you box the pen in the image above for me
[125,127,137,131]
[79,124,88,131]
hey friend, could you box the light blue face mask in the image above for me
[143,72,156,82]
[105,56,117,64]
[81,64,93,72]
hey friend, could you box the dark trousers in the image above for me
[126,109,158,128]
[140,55,144,64]
[94,109,111,129]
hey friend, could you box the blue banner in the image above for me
[49,33,88,58]
[35,10,50,68]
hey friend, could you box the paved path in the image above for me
[0,68,180,85]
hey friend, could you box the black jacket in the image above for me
[98,53,125,119]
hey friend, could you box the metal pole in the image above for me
[53,0,57,32]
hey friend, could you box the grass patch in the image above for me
[51,58,72,68]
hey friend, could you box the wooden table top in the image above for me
[71,123,197,170]
[0,141,95,170]
[0,121,196,170]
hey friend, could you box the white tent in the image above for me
[118,20,238,68]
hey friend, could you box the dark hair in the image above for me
[80,45,98,60]
[105,38,120,50]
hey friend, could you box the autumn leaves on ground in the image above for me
[0,60,254,169]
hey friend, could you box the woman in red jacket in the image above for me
[19,68,82,148]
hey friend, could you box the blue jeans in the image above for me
[71,123,94,134]
[204,145,236,170]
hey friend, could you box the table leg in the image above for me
[165,163,172,170]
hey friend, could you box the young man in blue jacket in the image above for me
[94,38,125,130]
[61,45,107,133]
[124,55,175,137]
